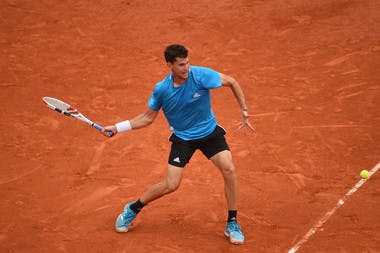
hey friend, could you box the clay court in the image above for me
[1,0,379,252]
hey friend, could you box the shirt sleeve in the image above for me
[148,84,162,111]
[195,66,222,89]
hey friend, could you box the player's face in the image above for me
[169,57,190,80]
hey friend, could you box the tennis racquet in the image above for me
[42,97,113,137]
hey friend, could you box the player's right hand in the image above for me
[102,125,117,137]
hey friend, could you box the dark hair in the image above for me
[164,44,188,63]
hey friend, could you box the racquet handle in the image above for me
[93,123,114,137]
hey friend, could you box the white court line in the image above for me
[288,161,380,253]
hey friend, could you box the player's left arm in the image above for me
[220,73,255,132]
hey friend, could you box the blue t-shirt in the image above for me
[148,66,222,140]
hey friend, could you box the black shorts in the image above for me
[168,125,230,167]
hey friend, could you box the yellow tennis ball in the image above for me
[360,170,369,179]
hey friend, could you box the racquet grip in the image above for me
[93,123,114,137]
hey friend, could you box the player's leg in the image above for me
[134,134,195,206]
[199,126,244,244]
[199,126,238,211]
[115,164,184,233]
[115,133,195,233]
[139,164,184,204]
[209,150,237,211]
[210,150,245,244]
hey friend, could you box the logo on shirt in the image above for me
[193,92,201,98]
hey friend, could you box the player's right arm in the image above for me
[102,108,159,136]
[129,108,159,129]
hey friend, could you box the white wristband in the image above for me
[115,120,132,132]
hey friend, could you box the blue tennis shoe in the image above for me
[225,220,245,244]
[115,202,137,232]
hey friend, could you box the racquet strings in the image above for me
[43,97,75,113]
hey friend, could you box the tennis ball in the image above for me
[360,170,369,179]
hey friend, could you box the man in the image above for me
[103,44,254,244]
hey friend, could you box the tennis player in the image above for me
[103,44,254,244]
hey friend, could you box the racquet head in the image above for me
[42,97,113,137]
[42,97,79,117]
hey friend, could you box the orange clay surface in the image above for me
[1,1,379,252]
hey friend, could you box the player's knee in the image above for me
[165,180,181,193]
[221,164,236,178]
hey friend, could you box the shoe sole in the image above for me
[115,227,129,233]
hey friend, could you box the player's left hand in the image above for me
[237,110,256,132]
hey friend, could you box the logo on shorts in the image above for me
[173,157,181,163]
[193,92,201,98]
